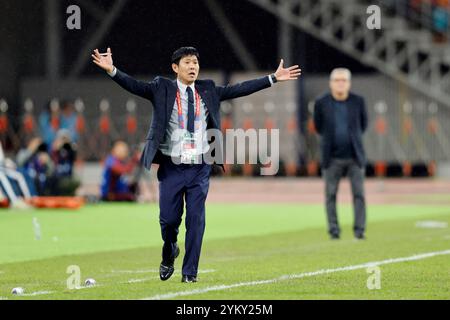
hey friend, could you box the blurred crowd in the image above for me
[383,0,449,40]
[0,99,142,208]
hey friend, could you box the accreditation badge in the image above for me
[180,132,197,164]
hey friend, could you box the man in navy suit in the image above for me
[313,68,368,241]
[92,47,301,283]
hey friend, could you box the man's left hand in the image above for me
[274,59,302,82]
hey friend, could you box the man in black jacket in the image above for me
[313,68,368,240]
[92,46,301,282]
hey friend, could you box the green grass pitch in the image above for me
[0,202,449,299]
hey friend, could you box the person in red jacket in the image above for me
[101,140,140,202]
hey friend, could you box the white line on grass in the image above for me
[112,269,216,274]
[123,270,217,284]
[415,221,448,229]
[21,291,54,297]
[73,285,102,290]
[142,249,450,300]
[125,277,158,284]
[111,269,160,274]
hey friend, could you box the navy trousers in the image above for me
[157,157,211,277]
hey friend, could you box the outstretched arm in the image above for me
[92,48,157,101]
[216,59,302,101]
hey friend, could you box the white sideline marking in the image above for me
[111,269,159,274]
[143,249,450,300]
[112,268,216,275]
[21,291,54,297]
[125,277,158,284]
[415,221,448,229]
[73,285,102,290]
[124,270,217,284]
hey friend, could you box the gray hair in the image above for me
[330,68,352,81]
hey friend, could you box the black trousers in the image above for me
[323,158,366,236]
[157,158,211,277]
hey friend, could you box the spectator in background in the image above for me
[101,140,140,202]
[0,142,32,209]
[49,129,80,196]
[432,1,449,41]
[313,68,368,240]
[17,137,54,196]
[39,100,59,148]
[59,100,79,143]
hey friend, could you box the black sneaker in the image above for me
[181,275,198,283]
[159,244,180,281]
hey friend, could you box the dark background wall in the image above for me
[0,0,375,102]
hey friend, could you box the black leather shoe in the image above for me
[159,244,180,281]
[181,275,198,283]
[330,233,340,240]
[355,234,366,240]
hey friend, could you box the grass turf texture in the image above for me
[0,203,449,299]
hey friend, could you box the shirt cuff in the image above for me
[268,75,274,86]
[107,67,117,77]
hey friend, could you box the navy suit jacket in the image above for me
[111,69,272,169]
[313,93,368,169]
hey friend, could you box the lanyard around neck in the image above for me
[176,88,201,130]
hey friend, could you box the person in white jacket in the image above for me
[0,142,31,209]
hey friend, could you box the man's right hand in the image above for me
[92,47,114,73]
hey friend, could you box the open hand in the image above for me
[92,47,114,73]
[274,59,302,82]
